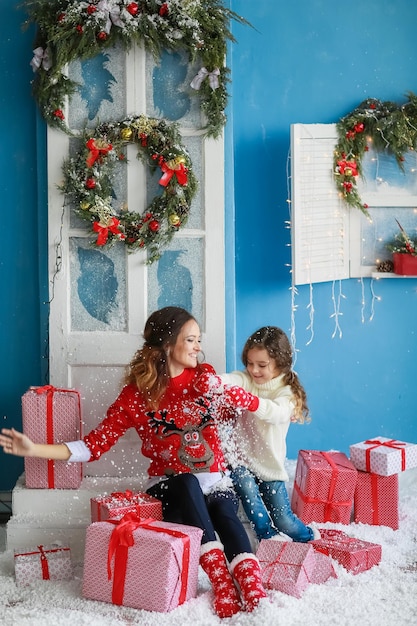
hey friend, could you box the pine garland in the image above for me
[61,114,197,263]
[23,0,249,138]
[334,92,417,216]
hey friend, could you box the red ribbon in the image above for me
[294,452,352,522]
[33,386,82,488]
[86,138,113,167]
[370,473,379,525]
[106,514,191,607]
[93,217,126,245]
[363,439,406,472]
[159,161,188,187]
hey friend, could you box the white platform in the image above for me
[6,473,147,563]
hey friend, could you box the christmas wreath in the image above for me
[23,0,248,138]
[333,92,417,217]
[61,114,197,263]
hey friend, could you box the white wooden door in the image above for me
[47,45,225,478]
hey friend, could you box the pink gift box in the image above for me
[91,490,163,522]
[354,470,399,530]
[291,450,358,524]
[14,544,73,586]
[22,386,83,489]
[256,539,336,598]
[312,528,382,574]
[349,437,417,476]
[82,514,203,612]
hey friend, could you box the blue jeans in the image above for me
[230,465,313,542]
[147,473,253,562]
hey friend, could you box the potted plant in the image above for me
[386,219,417,275]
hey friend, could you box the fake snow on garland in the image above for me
[334,92,417,217]
[61,114,197,263]
[24,0,249,138]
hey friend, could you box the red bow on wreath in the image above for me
[86,138,113,167]
[159,157,188,187]
[93,217,126,245]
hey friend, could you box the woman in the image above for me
[0,306,267,618]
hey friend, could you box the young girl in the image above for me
[0,307,268,618]
[219,326,319,543]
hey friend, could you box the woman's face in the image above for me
[168,319,202,377]
[246,347,280,384]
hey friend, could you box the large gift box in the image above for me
[82,513,203,612]
[22,386,83,489]
[14,544,73,586]
[256,539,337,598]
[349,436,417,476]
[291,450,358,524]
[91,490,163,522]
[353,470,399,530]
[311,528,382,574]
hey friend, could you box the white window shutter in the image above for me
[290,124,350,285]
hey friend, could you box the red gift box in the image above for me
[349,436,417,476]
[353,470,399,530]
[22,386,83,489]
[312,528,382,574]
[291,450,358,524]
[256,539,336,598]
[91,490,163,522]
[82,514,203,612]
[14,544,73,586]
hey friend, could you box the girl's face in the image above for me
[246,347,280,384]
[168,319,202,377]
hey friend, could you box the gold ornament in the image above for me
[166,156,186,170]
[120,127,133,141]
[80,201,90,210]
[169,214,181,226]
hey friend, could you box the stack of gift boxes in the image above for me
[15,385,417,606]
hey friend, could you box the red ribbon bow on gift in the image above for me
[159,159,188,187]
[364,438,406,472]
[86,138,113,167]
[106,513,191,607]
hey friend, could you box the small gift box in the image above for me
[256,539,336,598]
[14,544,73,586]
[311,528,382,574]
[349,437,417,476]
[22,385,83,489]
[291,450,358,524]
[82,513,203,612]
[353,470,399,530]
[91,490,163,522]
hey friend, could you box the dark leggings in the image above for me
[147,473,252,562]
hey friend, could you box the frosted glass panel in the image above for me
[360,208,417,265]
[361,147,417,196]
[70,238,127,331]
[67,45,126,130]
[146,49,202,128]
[147,237,204,328]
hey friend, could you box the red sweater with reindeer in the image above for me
[83,364,227,477]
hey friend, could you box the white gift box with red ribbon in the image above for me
[349,436,417,476]
[22,385,83,489]
[14,544,73,586]
[82,514,203,612]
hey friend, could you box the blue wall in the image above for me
[0,1,416,488]
[227,1,417,457]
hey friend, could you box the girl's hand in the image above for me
[223,386,260,412]
[0,428,34,457]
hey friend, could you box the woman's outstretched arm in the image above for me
[0,428,71,460]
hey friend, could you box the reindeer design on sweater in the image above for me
[148,398,216,473]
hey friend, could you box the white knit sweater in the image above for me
[220,371,295,482]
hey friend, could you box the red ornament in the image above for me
[346,130,356,140]
[85,177,96,189]
[57,13,66,22]
[53,109,65,120]
[370,103,376,109]
[149,220,160,232]
[140,133,147,146]
[87,5,97,14]
[76,25,83,33]
[343,181,353,193]
[354,123,364,133]
[97,31,107,41]
[127,2,139,15]
[159,3,169,16]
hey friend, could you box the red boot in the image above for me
[200,541,242,618]
[231,553,268,612]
